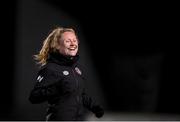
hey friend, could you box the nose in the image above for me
[70,40,76,46]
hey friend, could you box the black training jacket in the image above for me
[29,52,104,121]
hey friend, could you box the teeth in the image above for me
[69,47,76,50]
[69,48,75,50]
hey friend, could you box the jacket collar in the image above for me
[47,52,79,66]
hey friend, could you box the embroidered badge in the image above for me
[63,70,69,75]
[37,75,43,82]
[75,67,82,75]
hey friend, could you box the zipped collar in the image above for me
[47,52,79,66]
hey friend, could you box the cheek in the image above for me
[63,42,70,48]
[58,43,67,52]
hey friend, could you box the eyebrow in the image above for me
[66,38,77,41]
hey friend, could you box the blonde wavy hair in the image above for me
[34,27,76,66]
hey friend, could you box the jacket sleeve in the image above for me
[81,88,104,118]
[29,67,62,104]
[78,64,104,118]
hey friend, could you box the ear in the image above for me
[56,43,61,49]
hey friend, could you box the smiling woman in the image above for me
[33,27,78,66]
[58,31,78,57]
[29,27,104,121]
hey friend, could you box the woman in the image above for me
[29,27,104,121]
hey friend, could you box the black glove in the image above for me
[91,105,104,118]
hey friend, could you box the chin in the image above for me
[69,53,77,56]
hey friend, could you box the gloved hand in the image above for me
[91,105,104,118]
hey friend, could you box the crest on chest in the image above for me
[62,70,69,76]
[75,67,82,75]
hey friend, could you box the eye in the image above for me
[73,40,77,42]
[65,40,70,43]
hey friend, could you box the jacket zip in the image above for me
[72,68,79,90]
[72,67,80,117]
[72,68,80,102]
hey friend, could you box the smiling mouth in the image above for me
[68,47,77,51]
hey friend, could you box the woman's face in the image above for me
[58,31,78,56]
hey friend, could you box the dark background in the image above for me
[1,0,179,120]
